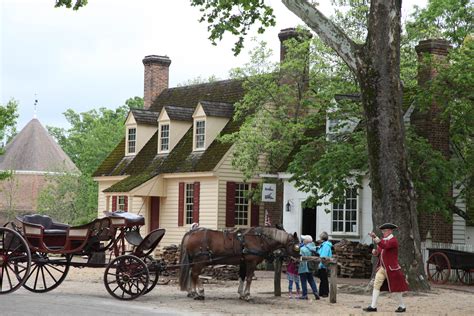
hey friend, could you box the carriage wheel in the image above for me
[456,269,474,285]
[0,227,31,294]
[19,252,71,293]
[427,252,451,284]
[142,256,159,294]
[104,255,149,300]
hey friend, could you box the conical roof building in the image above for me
[0,118,78,221]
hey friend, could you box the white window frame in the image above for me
[235,183,250,226]
[127,127,137,155]
[159,123,170,153]
[185,183,194,225]
[331,188,359,236]
[194,120,206,150]
[117,195,126,211]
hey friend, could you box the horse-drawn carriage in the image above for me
[0,212,166,300]
[1,212,302,302]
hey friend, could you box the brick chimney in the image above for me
[413,39,453,243]
[142,55,171,109]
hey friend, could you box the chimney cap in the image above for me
[278,27,312,42]
[143,55,171,66]
[415,39,452,56]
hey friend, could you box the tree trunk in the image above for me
[283,0,430,290]
[357,0,429,291]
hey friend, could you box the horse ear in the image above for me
[293,232,298,239]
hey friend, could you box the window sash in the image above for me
[185,183,194,224]
[195,120,205,149]
[160,124,169,152]
[234,183,249,226]
[128,128,136,153]
[117,195,126,211]
[332,188,358,233]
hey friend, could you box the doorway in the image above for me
[301,205,317,241]
[149,197,160,232]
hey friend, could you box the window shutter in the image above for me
[250,183,259,227]
[178,182,185,227]
[112,196,117,212]
[226,182,236,227]
[193,182,200,223]
[124,196,128,212]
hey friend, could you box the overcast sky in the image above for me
[1,0,426,132]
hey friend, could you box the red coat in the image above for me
[375,235,409,292]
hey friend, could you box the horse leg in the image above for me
[243,261,257,301]
[191,264,205,300]
[186,269,197,298]
[238,260,246,299]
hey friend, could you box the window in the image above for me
[235,183,249,226]
[195,120,205,149]
[128,128,136,154]
[185,183,194,224]
[332,188,358,234]
[160,124,170,152]
[118,195,126,211]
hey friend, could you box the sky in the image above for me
[1,0,426,132]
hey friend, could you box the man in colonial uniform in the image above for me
[363,223,409,313]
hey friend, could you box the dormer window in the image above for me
[195,120,206,150]
[160,124,170,152]
[127,128,136,154]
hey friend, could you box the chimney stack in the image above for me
[278,28,300,62]
[142,55,171,109]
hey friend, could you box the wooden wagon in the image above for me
[426,248,474,285]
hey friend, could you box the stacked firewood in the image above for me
[333,239,372,278]
[157,244,180,276]
[202,265,239,281]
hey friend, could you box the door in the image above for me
[301,205,317,241]
[149,197,160,232]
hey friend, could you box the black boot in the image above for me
[395,307,406,313]
[363,306,377,312]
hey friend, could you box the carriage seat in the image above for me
[21,214,70,235]
[105,211,145,225]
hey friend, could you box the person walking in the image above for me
[316,231,332,297]
[298,235,320,300]
[286,258,300,299]
[364,223,409,313]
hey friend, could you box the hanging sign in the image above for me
[262,183,276,202]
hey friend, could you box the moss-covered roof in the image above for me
[95,79,245,192]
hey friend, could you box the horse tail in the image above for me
[239,260,247,281]
[179,233,191,291]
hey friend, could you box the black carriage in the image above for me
[0,212,166,300]
[426,248,474,285]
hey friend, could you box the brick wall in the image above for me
[263,180,284,226]
[143,55,171,109]
[413,39,453,243]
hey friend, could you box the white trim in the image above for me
[126,126,137,156]
[163,172,215,179]
[193,119,206,151]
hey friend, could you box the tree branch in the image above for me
[282,0,362,73]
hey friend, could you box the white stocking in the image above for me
[396,292,405,308]
[371,289,380,308]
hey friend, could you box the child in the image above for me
[287,258,300,298]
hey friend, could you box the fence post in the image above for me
[329,262,337,303]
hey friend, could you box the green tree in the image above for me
[38,97,143,224]
[0,99,19,180]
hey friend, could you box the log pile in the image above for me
[333,239,372,278]
[156,244,239,280]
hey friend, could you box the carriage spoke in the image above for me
[33,264,41,289]
[41,267,47,289]
[27,265,39,281]
[43,265,58,283]
[45,263,65,274]
[0,266,4,291]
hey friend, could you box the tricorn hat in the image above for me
[378,223,398,230]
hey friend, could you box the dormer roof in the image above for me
[130,109,159,125]
[163,106,195,121]
[199,101,234,118]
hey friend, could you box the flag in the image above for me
[264,209,272,227]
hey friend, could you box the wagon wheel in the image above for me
[104,255,149,300]
[456,269,474,285]
[19,252,71,293]
[427,252,451,284]
[143,256,159,294]
[0,227,31,294]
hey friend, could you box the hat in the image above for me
[301,235,313,242]
[378,223,398,230]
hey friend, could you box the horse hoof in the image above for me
[194,295,205,301]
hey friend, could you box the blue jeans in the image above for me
[299,272,318,297]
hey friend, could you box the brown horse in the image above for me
[178,226,300,300]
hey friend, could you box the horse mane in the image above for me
[260,227,289,245]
